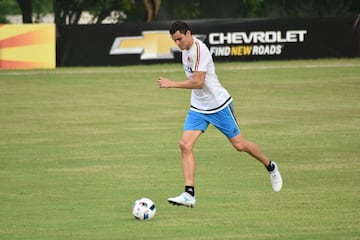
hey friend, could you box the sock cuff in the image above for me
[266,161,275,171]
[185,186,195,197]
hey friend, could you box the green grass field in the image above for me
[1,58,359,239]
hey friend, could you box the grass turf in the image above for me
[0,58,359,239]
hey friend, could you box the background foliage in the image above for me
[0,0,359,24]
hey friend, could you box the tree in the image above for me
[32,0,53,23]
[0,0,20,23]
[8,0,53,23]
[144,0,161,22]
[256,0,360,17]
[15,0,32,23]
[54,0,133,24]
[3,0,360,25]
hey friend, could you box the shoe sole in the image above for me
[168,200,195,208]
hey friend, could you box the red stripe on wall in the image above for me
[0,27,53,48]
[0,59,47,69]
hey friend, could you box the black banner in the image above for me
[57,16,360,66]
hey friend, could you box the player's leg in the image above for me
[168,130,201,207]
[210,104,283,192]
[212,103,271,166]
[229,133,282,192]
[168,110,208,207]
[179,130,203,187]
[229,134,270,165]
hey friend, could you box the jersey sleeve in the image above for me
[192,40,211,73]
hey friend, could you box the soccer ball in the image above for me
[132,197,156,220]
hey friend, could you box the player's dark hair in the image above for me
[169,20,191,35]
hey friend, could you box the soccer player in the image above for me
[157,20,282,208]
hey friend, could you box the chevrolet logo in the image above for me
[109,31,180,60]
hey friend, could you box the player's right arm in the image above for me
[157,71,205,89]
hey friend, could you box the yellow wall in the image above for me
[0,24,55,69]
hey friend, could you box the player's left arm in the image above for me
[158,71,205,89]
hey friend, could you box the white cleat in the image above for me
[168,192,196,208]
[269,161,283,192]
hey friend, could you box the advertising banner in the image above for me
[57,16,359,66]
[0,24,56,69]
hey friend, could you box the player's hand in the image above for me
[157,77,173,88]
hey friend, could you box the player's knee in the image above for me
[232,142,248,152]
[179,140,192,153]
[234,144,246,152]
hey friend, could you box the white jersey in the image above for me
[182,37,232,114]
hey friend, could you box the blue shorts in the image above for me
[183,103,241,138]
